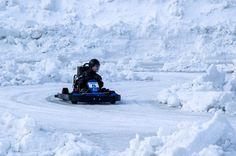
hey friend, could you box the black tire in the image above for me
[110,101,116,104]
[62,88,69,94]
[71,101,78,104]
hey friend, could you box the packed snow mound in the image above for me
[0,0,236,85]
[120,113,236,156]
[197,64,226,90]
[0,59,152,86]
[0,112,103,156]
[158,64,236,114]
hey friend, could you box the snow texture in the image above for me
[2,111,235,156]
[0,59,153,86]
[1,0,236,155]
[0,112,103,156]
[158,64,236,114]
[0,0,236,85]
[120,112,236,156]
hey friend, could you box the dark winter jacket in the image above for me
[77,70,104,90]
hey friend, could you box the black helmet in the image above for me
[89,59,100,68]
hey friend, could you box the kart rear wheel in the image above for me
[71,101,78,104]
[62,88,69,94]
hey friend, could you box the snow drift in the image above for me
[158,64,236,114]
[0,112,103,156]
[120,113,236,156]
[1,0,236,85]
[0,59,152,86]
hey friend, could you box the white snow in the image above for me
[0,73,206,155]
[0,0,236,86]
[0,59,155,86]
[0,0,236,155]
[158,64,236,114]
[0,112,103,156]
[120,112,236,156]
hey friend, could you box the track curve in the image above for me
[0,73,217,152]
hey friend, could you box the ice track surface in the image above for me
[0,72,235,153]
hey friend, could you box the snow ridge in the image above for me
[0,112,103,156]
[121,113,236,156]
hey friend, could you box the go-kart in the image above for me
[55,64,121,104]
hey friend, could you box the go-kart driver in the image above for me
[77,59,104,92]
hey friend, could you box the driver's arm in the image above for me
[94,74,103,88]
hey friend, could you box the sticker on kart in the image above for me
[87,81,99,92]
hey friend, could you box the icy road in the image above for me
[0,72,235,154]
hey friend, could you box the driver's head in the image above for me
[89,59,100,72]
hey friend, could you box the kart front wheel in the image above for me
[62,88,69,94]
[110,101,116,104]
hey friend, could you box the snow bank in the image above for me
[0,0,236,85]
[120,113,236,156]
[0,59,153,86]
[158,64,236,114]
[0,112,103,156]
